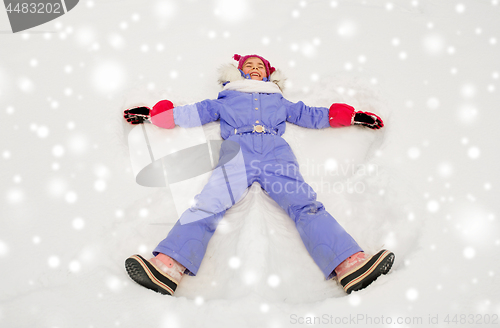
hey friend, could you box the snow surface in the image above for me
[1,0,500,327]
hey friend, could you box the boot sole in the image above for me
[340,250,395,294]
[125,254,177,295]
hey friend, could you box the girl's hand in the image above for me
[123,106,151,124]
[353,111,384,129]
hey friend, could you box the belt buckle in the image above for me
[253,125,265,133]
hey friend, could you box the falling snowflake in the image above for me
[422,34,445,55]
[337,20,357,38]
[7,188,24,204]
[72,217,85,230]
[427,200,440,213]
[437,162,454,178]
[461,83,477,98]
[406,288,419,301]
[194,296,204,306]
[154,0,176,19]
[427,97,440,109]
[48,255,61,268]
[17,77,35,93]
[455,3,466,13]
[407,147,421,159]
[91,61,127,95]
[214,0,249,23]
[69,260,82,273]
[348,294,361,306]
[463,247,475,259]
[94,180,106,192]
[228,256,241,269]
[74,26,96,48]
[65,191,78,203]
[0,240,9,257]
[139,208,149,217]
[458,105,478,124]
[52,145,65,157]
[106,275,123,292]
[467,146,480,159]
[301,42,317,58]
[267,274,280,288]
[67,134,89,155]
[243,270,257,284]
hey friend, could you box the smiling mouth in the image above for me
[250,72,260,77]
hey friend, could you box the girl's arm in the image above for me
[170,99,222,128]
[283,99,383,129]
[125,99,223,129]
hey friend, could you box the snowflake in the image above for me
[228,256,241,269]
[17,77,34,93]
[467,146,480,159]
[7,188,24,204]
[48,255,61,268]
[338,20,356,38]
[455,3,466,13]
[69,260,81,273]
[52,145,65,157]
[427,97,440,109]
[463,246,475,259]
[348,293,361,306]
[422,34,445,55]
[407,147,420,159]
[267,274,280,287]
[72,217,85,230]
[91,61,127,94]
[155,1,176,19]
[426,200,439,213]
[65,191,78,203]
[214,0,248,23]
[406,288,419,301]
[0,240,8,257]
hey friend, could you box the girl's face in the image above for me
[242,57,266,81]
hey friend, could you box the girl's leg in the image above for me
[259,161,362,279]
[153,139,251,275]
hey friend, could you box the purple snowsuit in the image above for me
[153,81,362,279]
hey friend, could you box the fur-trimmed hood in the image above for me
[217,63,286,94]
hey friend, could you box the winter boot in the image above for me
[335,250,395,294]
[125,253,185,295]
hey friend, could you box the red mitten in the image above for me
[151,100,175,129]
[353,111,384,129]
[329,103,356,127]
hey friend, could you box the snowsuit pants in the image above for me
[154,133,362,279]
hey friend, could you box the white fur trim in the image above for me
[268,69,286,92]
[223,79,283,94]
[217,64,245,85]
[218,63,286,93]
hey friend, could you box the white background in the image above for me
[1,0,499,327]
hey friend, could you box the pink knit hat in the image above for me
[233,54,276,78]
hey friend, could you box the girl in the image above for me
[123,54,394,295]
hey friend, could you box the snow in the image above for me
[1,0,500,327]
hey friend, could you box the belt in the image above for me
[234,124,278,135]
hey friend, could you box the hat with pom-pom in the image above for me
[233,54,276,78]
